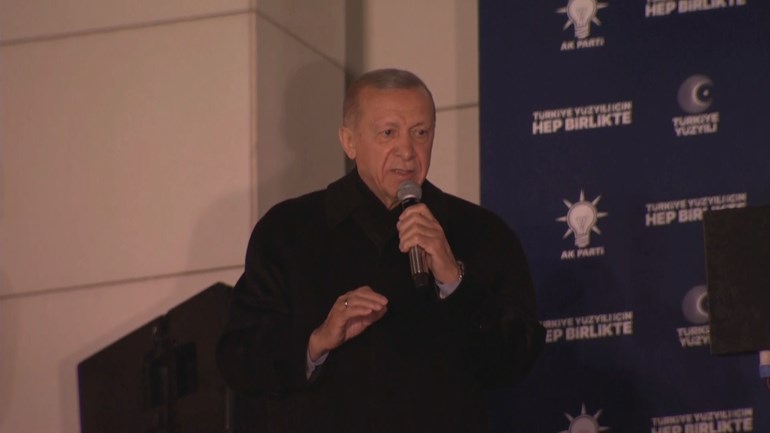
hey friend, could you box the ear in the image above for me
[338,126,356,160]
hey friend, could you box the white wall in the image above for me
[0,0,478,431]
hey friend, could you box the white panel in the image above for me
[0,0,251,42]
[0,268,242,433]
[255,16,346,216]
[362,0,478,109]
[256,0,346,66]
[429,106,480,205]
[0,15,253,295]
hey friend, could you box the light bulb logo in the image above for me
[557,0,609,40]
[559,403,610,433]
[557,190,608,248]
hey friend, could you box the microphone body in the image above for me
[397,181,430,288]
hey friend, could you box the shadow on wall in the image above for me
[0,147,10,425]
[256,60,346,217]
[0,270,17,427]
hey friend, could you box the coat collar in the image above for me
[324,169,449,247]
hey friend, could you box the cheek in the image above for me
[378,147,396,170]
[419,145,432,165]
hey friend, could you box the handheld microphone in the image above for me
[397,181,430,288]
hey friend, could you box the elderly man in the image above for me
[217,68,544,433]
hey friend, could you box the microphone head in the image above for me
[397,180,422,202]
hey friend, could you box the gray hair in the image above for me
[342,68,436,127]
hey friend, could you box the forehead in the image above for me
[356,87,434,123]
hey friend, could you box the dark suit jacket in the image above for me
[217,169,545,433]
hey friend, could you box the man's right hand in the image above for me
[308,286,388,361]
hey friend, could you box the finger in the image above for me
[398,220,439,241]
[315,289,389,351]
[354,305,389,323]
[370,305,388,320]
[398,220,441,240]
[344,310,388,340]
[398,224,445,253]
[334,292,387,320]
[343,305,384,318]
[397,218,438,240]
[397,209,442,237]
[350,309,387,330]
[398,203,436,221]
[396,218,458,281]
[345,298,388,313]
[399,208,440,230]
[348,286,389,305]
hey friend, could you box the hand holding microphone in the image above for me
[397,181,430,287]
[397,181,462,288]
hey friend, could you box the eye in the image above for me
[381,129,395,138]
[413,128,430,138]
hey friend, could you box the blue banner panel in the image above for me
[479,1,770,432]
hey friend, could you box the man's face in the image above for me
[339,86,435,209]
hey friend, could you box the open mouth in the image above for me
[392,168,415,176]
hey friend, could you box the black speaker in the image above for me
[703,205,770,355]
[78,282,263,433]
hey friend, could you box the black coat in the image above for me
[217,169,545,433]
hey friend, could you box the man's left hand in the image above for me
[397,203,461,284]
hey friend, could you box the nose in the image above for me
[395,134,416,160]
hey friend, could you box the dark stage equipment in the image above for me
[77,282,263,433]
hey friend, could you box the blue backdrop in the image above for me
[479,1,770,432]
